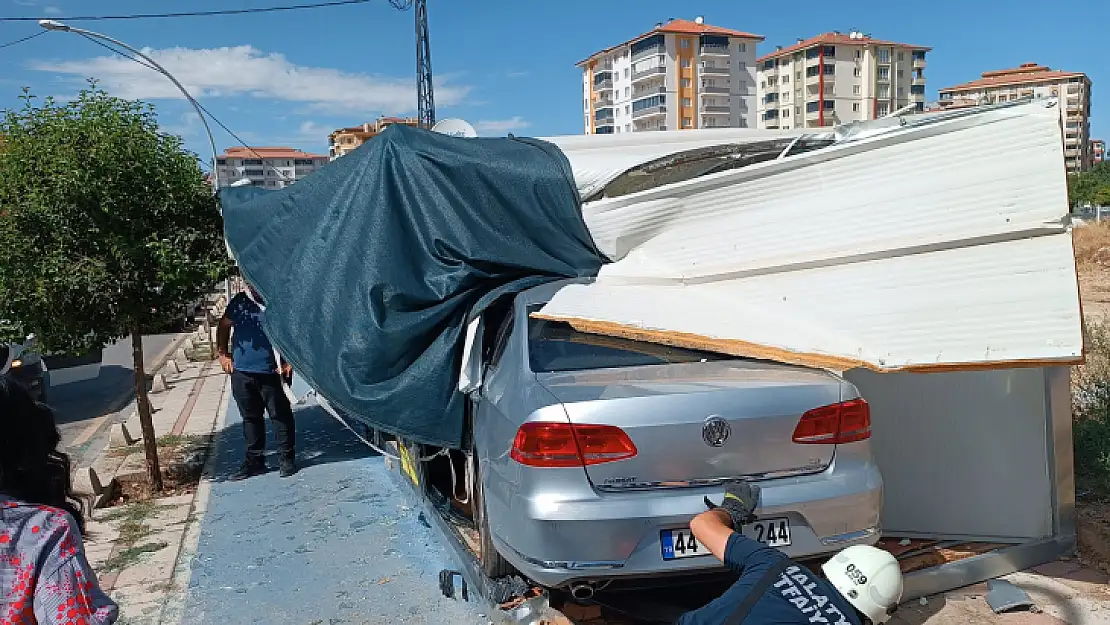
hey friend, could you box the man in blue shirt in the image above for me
[217,283,297,480]
[678,482,904,625]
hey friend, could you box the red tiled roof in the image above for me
[577,18,764,66]
[221,146,326,159]
[939,63,1087,93]
[757,32,929,62]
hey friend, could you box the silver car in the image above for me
[447,280,882,592]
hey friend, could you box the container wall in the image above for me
[847,368,1053,540]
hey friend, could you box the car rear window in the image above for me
[527,305,725,373]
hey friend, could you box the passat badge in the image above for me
[702,416,731,447]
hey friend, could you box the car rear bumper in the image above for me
[489,451,882,588]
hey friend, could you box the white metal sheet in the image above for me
[539,100,1083,371]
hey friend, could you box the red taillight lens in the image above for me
[510,422,638,467]
[792,398,871,445]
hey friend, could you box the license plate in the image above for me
[661,517,792,560]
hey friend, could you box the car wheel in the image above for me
[472,456,516,578]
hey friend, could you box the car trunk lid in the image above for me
[536,360,846,490]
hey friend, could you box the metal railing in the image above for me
[632,66,666,81]
[632,105,667,119]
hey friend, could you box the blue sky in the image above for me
[1,0,1108,162]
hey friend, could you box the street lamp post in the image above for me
[40,19,230,349]
[38,19,221,191]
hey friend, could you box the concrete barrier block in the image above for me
[183,337,195,351]
[150,373,168,394]
[164,359,182,374]
[175,347,189,363]
[109,423,138,448]
[72,466,103,496]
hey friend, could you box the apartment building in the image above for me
[938,63,1093,172]
[1093,139,1105,165]
[756,31,928,130]
[576,17,763,134]
[329,116,421,159]
[214,147,328,189]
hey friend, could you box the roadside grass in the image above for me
[1073,320,1110,498]
[1073,220,1110,268]
[100,542,169,572]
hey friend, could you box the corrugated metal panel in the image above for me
[539,100,1083,371]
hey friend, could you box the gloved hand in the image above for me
[703,481,760,529]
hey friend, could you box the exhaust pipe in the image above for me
[569,582,595,601]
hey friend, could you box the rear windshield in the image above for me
[527,305,725,373]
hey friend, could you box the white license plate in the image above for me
[661,517,792,560]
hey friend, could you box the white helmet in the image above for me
[821,545,903,624]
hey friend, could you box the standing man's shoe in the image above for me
[229,458,266,481]
[279,456,298,478]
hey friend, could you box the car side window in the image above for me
[485,304,516,370]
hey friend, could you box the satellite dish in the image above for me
[431,118,478,138]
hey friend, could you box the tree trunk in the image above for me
[132,326,163,492]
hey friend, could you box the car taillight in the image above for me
[510,422,638,467]
[792,398,871,444]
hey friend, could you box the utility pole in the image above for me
[415,0,435,128]
[390,0,436,128]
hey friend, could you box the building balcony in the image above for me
[701,85,730,95]
[913,58,926,69]
[912,77,926,86]
[700,45,730,57]
[594,78,613,91]
[701,104,732,114]
[594,114,615,126]
[631,45,665,63]
[632,86,667,100]
[631,66,666,82]
[632,104,667,119]
[700,65,730,76]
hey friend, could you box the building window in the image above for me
[855,49,862,59]
[823,46,835,56]
[805,101,819,113]
[681,39,690,48]
[897,69,904,78]
[625,124,631,132]
[853,85,861,95]
[911,84,925,95]
[915,101,925,112]
[681,78,691,88]
[877,102,889,116]
[897,51,904,61]
[625,87,630,97]
[878,84,890,98]
[824,100,834,110]
[216,158,227,165]
[853,103,860,112]
[682,117,692,128]
[681,58,691,68]
[806,47,820,60]
[823,63,834,75]
[243,159,263,166]
[911,50,926,61]
[782,75,789,84]
[681,97,692,107]
[853,67,861,77]
[877,48,890,63]
[738,42,746,52]
[897,87,904,97]
[625,105,630,114]
[878,67,890,80]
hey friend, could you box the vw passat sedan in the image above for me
[422,280,882,593]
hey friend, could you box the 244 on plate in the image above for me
[661,517,792,560]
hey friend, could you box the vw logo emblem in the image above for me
[702,416,731,447]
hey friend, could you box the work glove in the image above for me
[704,481,760,529]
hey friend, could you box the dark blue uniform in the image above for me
[678,534,862,625]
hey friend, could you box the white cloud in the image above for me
[29,45,470,115]
[473,116,530,134]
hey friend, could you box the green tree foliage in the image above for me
[0,84,231,489]
[1069,161,1110,208]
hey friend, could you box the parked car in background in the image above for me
[2,335,48,402]
[409,279,883,594]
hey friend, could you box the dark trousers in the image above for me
[231,371,296,461]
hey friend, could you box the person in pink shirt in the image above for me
[0,375,118,624]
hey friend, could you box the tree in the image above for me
[1069,161,1110,208]
[0,84,231,491]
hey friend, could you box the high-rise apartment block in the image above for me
[938,63,1093,172]
[576,17,763,134]
[756,31,929,130]
[1092,139,1105,165]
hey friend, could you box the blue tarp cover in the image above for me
[221,125,604,448]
